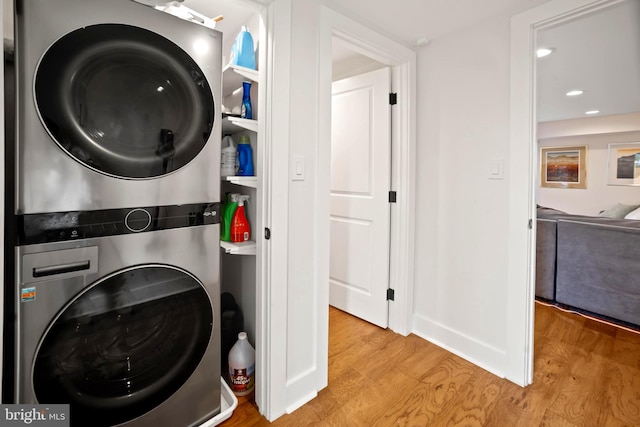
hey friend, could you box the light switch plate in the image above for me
[292,155,305,181]
[488,158,504,180]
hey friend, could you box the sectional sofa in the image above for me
[536,206,640,327]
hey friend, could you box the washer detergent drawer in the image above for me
[21,246,99,284]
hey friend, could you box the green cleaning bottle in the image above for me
[221,193,239,242]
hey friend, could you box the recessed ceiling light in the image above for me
[585,110,600,115]
[536,47,555,58]
[566,90,584,96]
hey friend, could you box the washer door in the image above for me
[34,23,215,179]
[33,265,214,427]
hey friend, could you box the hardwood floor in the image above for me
[220,303,640,426]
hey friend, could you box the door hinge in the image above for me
[386,288,395,301]
[265,227,271,240]
[389,92,398,105]
[528,219,533,229]
[389,191,397,203]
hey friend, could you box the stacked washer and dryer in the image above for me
[9,0,223,425]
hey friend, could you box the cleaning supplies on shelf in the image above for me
[221,135,236,177]
[221,193,239,242]
[231,195,250,243]
[236,135,254,176]
[230,26,256,70]
[228,332,255,397]
[241,81,252,119]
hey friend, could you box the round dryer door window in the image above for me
[32,265,214,427]
[34,24,215,179]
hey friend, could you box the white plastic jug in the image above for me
[221,135,236,177]
[228,332,255,397]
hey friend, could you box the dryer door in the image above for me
[34,23,215,179]
[32,265,214,427]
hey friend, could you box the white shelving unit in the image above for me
[223,175,257,188]
[220,50,261,354]
[220,240,257,256]
[222,116,259,134]
[222,64,259,97]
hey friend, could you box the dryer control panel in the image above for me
[16,202,220,245]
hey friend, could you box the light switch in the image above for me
[292,155,305,181]
[488,158,504,180]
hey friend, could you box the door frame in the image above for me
[317,6,417,377]
[329,66,393,329]
[509,0,622,385]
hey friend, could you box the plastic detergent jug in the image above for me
[236,135,254,176]
[221,135,236,177]
[231,195,250,243]
[228,332,255,397]
[230,26,256,70]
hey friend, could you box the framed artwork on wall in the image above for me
[607,142,640,186]
[540,145,587,189]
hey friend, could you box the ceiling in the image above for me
[183,0,639,123]
[536,0,640,122]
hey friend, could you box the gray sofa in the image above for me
[536,206,640,327]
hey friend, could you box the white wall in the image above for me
[412,12,516,376]
[281,0,546,410]
[537,114,640,216]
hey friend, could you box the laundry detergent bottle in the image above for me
[231,195,250,243]
[236,135,254,176]
[230,26,256,70]
[228,332,255,397]
[241,81,252,119]
[221,135,236,177]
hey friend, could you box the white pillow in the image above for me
[624,206,640,220]
[600,203,640,218]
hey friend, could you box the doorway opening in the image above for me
[329,38,391,329]
[316,7,417,389]
[510,0,637,385]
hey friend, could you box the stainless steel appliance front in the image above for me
[16,225,221,427]
[15,0,222,213]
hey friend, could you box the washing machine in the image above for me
[15,203,221,426]
[14,0,222,214]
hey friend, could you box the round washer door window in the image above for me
[33,265,213,427]
[35,24,215,179]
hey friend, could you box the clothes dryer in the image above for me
[14,203,221,426]
[14,0,222,213]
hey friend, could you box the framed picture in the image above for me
[607,142,640,186]
[540,145,587,189]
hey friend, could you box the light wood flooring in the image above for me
[220,303,640,426]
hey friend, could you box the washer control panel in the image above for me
[16,202,220,245]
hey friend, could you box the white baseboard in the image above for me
[412,314,507,379]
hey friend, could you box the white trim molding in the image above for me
[317,5,417,347]
[508,0,623,386]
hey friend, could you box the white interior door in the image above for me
[329,67,391,328]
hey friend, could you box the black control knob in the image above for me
[125,209,152,232]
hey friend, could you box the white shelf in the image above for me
[222,116,259,134]
[222,63,259,98]
[223,176,257,188]
[221,240,256,256]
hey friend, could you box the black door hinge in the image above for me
[389,93,397,105]
[528,219,533,229]
[389,191,397,203]
[386,288,395,301]
[265,227,271,240]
